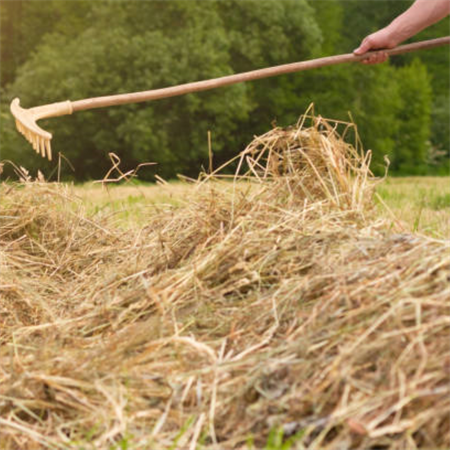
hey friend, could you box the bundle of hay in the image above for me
[0,113,449,450]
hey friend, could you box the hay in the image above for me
[1,112,449,449]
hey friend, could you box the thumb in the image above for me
[354,38,372,55]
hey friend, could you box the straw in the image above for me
[1,112,449,449]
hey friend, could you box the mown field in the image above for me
[74,176,450,239]
[1,119,449,449]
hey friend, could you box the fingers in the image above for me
[353,37,373,55]
[353,30,393,64]
[361,51,389,65]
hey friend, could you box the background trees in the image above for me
[1,0,448,180]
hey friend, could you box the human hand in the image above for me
[353,27,399,64]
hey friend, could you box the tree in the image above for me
[0,1,93,88]
[1,0,447,179]
[410,19,450,167]
[338,0,450,173]
[1,0,321,180]
[393,59,432,174]
[309,0,344,55]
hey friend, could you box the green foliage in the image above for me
[309,0,344,55]
[309,0,446,175]
[336,0,411,52]
[0,0,92,87]
[415,19,450,160]
[393,59,432,174]
[349,64,402,173]
[0,0,448,179]
[1,0,319,180]
[431,92,450,158]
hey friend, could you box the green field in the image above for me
[375,176,450,238]
[73,176,450,239]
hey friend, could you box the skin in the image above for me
[354,0,450,64]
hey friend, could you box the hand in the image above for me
[353,27,399,64]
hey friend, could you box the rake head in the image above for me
[10,98,73,161]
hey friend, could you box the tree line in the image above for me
[0,0,448,180]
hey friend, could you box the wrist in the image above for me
[387,18,416,45]
[384,24,402,46]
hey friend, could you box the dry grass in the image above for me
[1,113,449,450]
[72,178,450,239]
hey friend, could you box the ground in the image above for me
[1,143,449,449]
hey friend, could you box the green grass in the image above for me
[72,176,450,238]
[73,181,189,228]
[375,176,450,238]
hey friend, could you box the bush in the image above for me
[1,0,320,180]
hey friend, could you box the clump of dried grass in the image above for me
[0,112,449,450]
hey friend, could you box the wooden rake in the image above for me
[11,36,450,161]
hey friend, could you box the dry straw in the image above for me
[1,111,449,449]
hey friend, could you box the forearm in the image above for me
[387,0,450,44]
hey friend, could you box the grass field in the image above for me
[73,176,450,239]
[2,120,449,449]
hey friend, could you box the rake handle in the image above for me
[72,36,450,112]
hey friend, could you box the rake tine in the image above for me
[38,138,44,158]
[39,138,46,159]
[45,140,52,161]
[10,98,72,161]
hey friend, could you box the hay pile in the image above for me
[1,114,449,450]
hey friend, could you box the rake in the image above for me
[11,36,450,161]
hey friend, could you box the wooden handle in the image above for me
[72,36,450,112]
